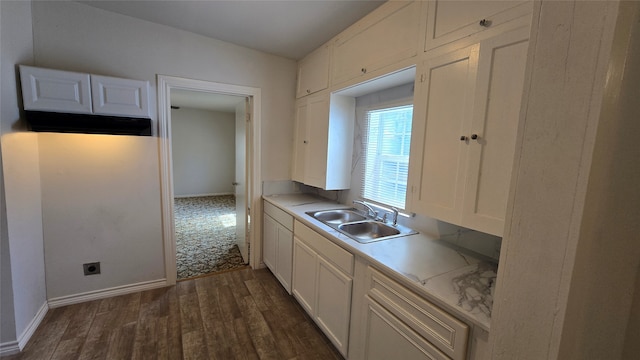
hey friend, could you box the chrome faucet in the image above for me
[391,207,399,226]
[353,200,377,219]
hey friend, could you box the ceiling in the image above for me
[78,0,385,60]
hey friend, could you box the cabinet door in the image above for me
[296,44,329,98]
[292,237,318,316]
[462,27,529,237]
[315,257,353,356]
[291,99,308,182]
[424,0,530,51]
[262,214,277,271]
[91,75,150,118]
[361,297,449,360]
[275,225,293,293]
[331,1,421,85]
[407,45,479,223]
[19,65,92,114]
[303,94,330,188]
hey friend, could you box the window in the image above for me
[362,104,413,209]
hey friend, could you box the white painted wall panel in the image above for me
[171,108,235,197]
[38,133,165,299]
[0,0,46,346]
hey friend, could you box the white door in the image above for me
[235,98,249,263]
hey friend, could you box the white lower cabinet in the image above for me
[287,219,482,360]
[352,266,470,360]
[262,201,294,293]
[291,238,317,313]
[316,257,353,354]
[361,297,449,360]
[292,220,354,357]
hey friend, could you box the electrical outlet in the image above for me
[83,262,101,275]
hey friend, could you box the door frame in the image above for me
[157,75,262,285]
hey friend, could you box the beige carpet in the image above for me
[174,195,246,280]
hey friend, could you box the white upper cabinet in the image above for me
[291,99,308,183]
[292,92,355,190]
[461,27,529,236]
[424,0,531,51]
[407,45,480,225]
[19,65,150,118]
[296,44,330,98]
[91,75,150,118]
[408,27,529,236]
[331,1,421,86]
[20,65,92,114]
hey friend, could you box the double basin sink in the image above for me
[306,208,418,244]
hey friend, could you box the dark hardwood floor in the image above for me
[2,268,343,360]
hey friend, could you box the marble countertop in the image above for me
[262,193,496,331]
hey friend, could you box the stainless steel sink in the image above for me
[338,221,400,241]
[310,209,367,224]
[305,208,418,243]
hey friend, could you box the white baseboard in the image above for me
[174,192,234,199]
[48,279,167,309]
[0,301,49,355]
[17,302,49,350]
[0,341,20,356]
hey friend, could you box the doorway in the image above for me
[170,90,247,280]
[157,75,262,285]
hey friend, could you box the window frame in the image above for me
[360,100,414,211]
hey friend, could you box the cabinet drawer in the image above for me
[367,267,468,360]
[264,201,293,231]
[294,220,354,275]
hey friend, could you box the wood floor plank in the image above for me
[165,285,184,360]
[8,268,344,360]
[50,337,84,360]
[239,296,283,360]
[231,317,260,360]
[244,278,273,312]
[18,312,69,360]
[104,322,136,359]
[181,330,210,360]
[179,291,204,335]
[76,311,117,360]
[261,309,297,359]
[60,301,100,341]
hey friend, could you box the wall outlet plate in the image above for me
[83,262,101,275]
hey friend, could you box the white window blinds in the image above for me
[362,105,413,209]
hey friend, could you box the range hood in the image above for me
[25,111,152,136]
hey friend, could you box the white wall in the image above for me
[28,1,296,299]
[171,108,236,197]
[31,1,296,181]
[0,0,47,348]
